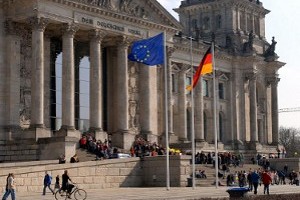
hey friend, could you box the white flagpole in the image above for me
[212,40,219,188]
[164,30,170,191]
[190,37,196,189]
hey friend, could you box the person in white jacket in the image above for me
[2,173,16,200]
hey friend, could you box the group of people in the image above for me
[195,151,244,168]
[43,170,75,198]
[2,170,75,199]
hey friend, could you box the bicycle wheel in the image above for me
[55,190,68,200]
[74,189,87,200]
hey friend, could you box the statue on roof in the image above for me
[264,36,278,61]
[243,30,255,54]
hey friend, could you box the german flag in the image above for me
[186,47,213,91]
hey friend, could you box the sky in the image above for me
[157,0,300,129]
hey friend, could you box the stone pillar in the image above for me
[88,30,107,141]
[139,63,158,142]
[167,47,174,135]
[194,77,204,141]
[271,77,280,145]
[111,36,134,149]
[178,68,187,141]
[1,20,20,140]
[258,119,264,144]
[30,17,48,128]
[248,73,258,142]
[61,24,78,131]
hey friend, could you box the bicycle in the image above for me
[55,183,87,200]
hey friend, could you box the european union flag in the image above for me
[128,33,164,66]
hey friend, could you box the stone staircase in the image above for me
[76,148,97,162]
[0,139,40,162]
[191,163,259,187]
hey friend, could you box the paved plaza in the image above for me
[17,184,300,200]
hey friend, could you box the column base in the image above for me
[159,132,179,147]
[56,127,81,139]
[247,141,263,151]
[27,126,51,141]
[38,135,78,161]
[89,127,107,142]
[111,130,136,150]
[140,131,159,143]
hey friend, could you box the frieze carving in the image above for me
[72,0,149,19]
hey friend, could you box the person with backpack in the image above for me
[43,171,54,195]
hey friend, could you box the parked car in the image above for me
[110,153,131,159]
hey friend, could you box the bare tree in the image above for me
[279,126,300,157]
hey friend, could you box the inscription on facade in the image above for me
[75,12,146,37]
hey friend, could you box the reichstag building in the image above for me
[0,0,284,161]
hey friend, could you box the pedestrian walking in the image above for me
[43,171,54,195]
[54,175,60,192]
[2,173,16,200]
[262,170,272,195]
[251,170,260,195]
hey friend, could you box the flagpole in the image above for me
[189,36,196,189]
[164,30,170,191]
[212,37,219,188]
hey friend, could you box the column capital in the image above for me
[4,19,18,35]
[88,29,107,42]
[28,17,49,32]
[167,46,175,57]
[62,23,78,37]
[266,76,280,87]
[244,72,257,82]
[117,35,130,48]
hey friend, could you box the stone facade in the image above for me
[0,156,191,192]
[0,0,285,162]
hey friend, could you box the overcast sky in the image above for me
[157,0,300,129]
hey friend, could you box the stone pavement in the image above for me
[16,184,300,200]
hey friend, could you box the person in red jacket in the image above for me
[262,170,272,195]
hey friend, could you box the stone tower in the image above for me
[174,0,270,55]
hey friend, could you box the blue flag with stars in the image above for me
[128,33,164,66]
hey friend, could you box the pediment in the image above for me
[70,0,182,30]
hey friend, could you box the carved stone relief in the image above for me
[74,0,149,19]
[128,62,140,132]
[18,24,32,127]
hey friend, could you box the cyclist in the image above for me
[61,170,74,199]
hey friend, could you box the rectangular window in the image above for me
[202,79,209,97]
[172,74,178,93]
[185,76,191,94]
[219,82,224,99]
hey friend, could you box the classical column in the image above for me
[178,67,187,141]
[116,36,129,132]
[271,77,280,145]
[194,77,204,141]
[61,23,78,130]
[30,17,48,128]
[248,73,258,142]
[167,47,175,134]
[89,30,106,133]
